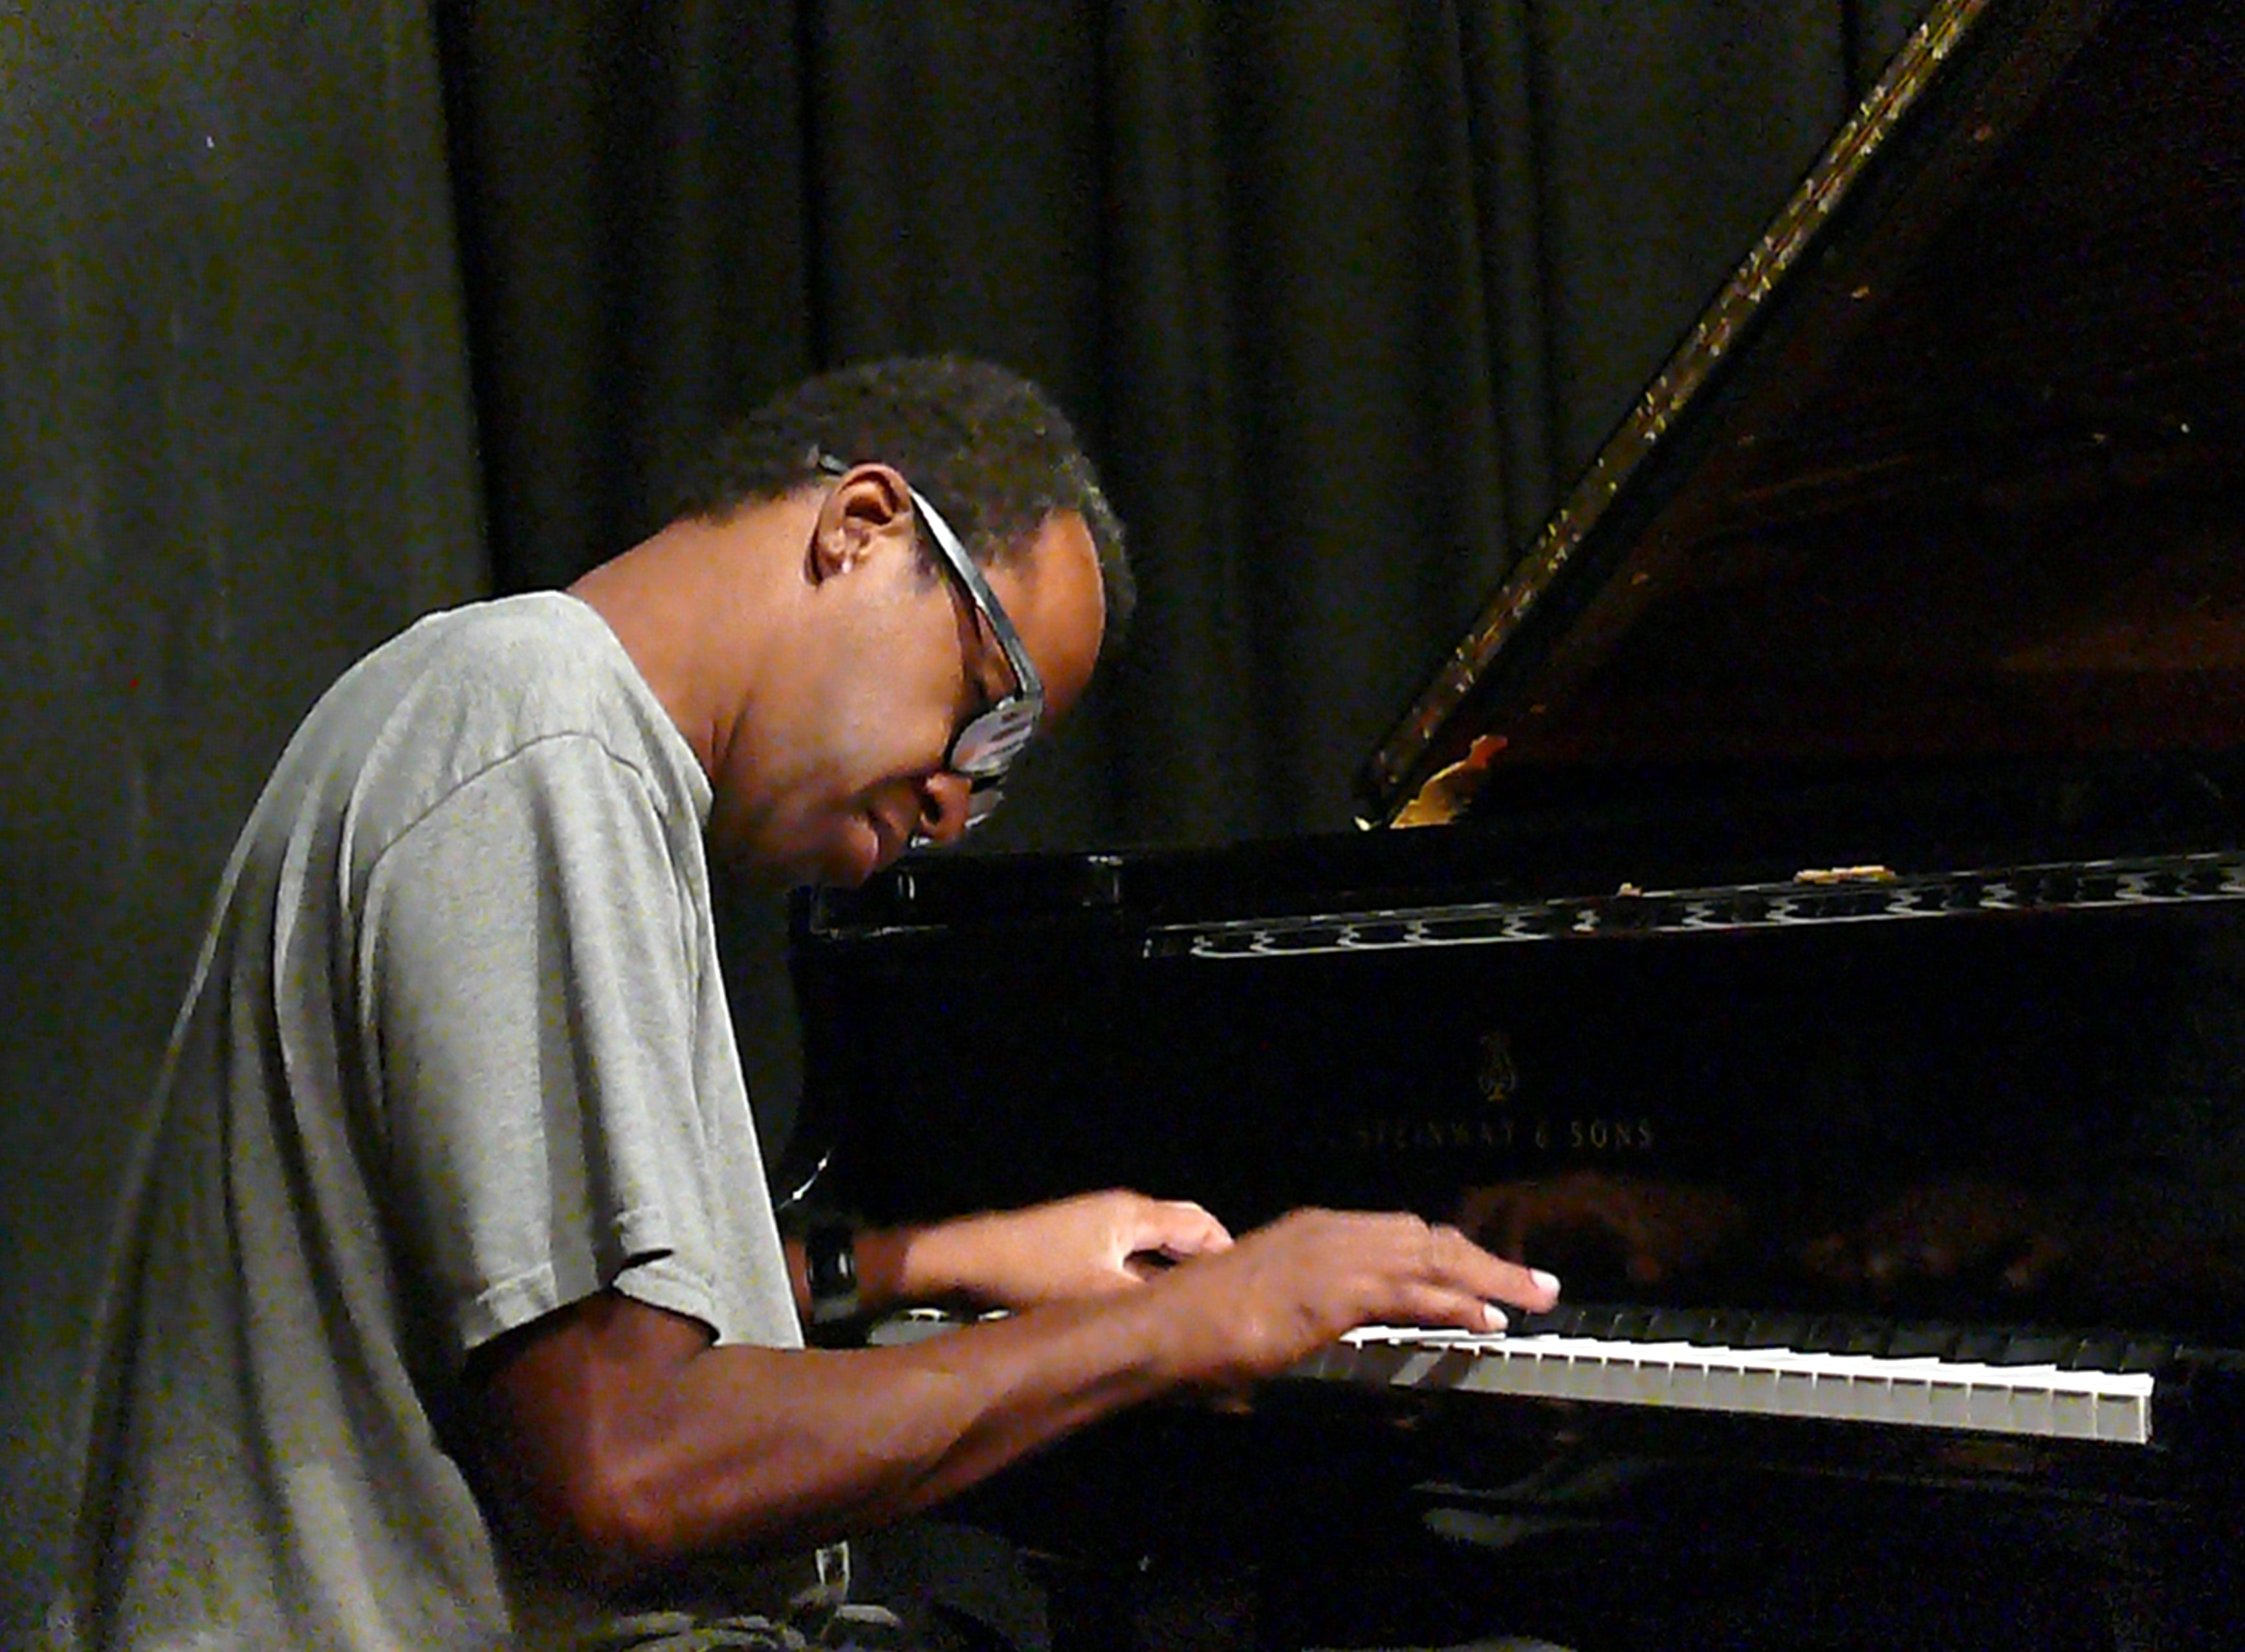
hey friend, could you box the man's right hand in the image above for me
[1139,1207,1561,1393]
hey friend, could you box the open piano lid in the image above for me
[1359,0,2245,833]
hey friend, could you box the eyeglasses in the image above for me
[816,457,1044,832]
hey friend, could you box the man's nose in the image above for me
[913,773,974,847]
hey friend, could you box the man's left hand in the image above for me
[870,1190,1232,1311]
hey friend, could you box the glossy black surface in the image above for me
[778,2,2245,1640]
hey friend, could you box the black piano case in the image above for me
[782,0,2245,1642]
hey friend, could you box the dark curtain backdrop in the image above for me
[0,2,481,1634]
[437,0,1928,852]
[5,1,1924,1638]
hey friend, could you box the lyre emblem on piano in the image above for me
[1475,1029,1520,1107]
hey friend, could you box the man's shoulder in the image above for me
[296,591,703,842]
[380,589,614,690]
[353,592,659,752]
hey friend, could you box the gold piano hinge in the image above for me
[1391,736,1508,828]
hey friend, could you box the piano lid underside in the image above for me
[1376,0,2245,812]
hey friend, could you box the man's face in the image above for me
[712,504,1105,886]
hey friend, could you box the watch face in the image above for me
[807,1224,860,1324]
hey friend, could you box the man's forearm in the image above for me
[676,1295,1186,1540]
[488,1284,1198,1589]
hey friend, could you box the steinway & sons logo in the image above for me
[1350,1028,1656,1157]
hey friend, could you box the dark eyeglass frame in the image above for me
[815,457,1044,831]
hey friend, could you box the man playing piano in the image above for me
[52,356,1561,1652]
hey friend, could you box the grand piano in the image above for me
[783,0,2245,1644]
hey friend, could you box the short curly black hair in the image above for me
[672,356,1133,636]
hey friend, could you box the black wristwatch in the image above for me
[804,1222,862,1326]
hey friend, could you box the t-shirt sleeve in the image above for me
[358,734,727,1361]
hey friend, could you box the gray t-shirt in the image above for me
[53,593,803,1651]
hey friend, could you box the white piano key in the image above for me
[1772,1365,1820,1418]
[1927,1376,1975,1430]
[1665,1352,1713,1413]
[2050,1385,2097,1440]
[1964,1373,2017,1432]
[2008,1378,2057,1439]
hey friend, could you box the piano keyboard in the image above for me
[1295,1314,2162,1444]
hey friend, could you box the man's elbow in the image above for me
[521,1447,701,1593]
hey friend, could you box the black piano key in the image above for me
[1982,1328,2068,1367]
[1509,1305,1581,1337]
[1691,1310,1759,1349]
[1882,1321,1964,1360]
[2118,1339,2178,1375]
[1644,1309,1708,1343]
[1564,1304,1624,1339]
[1948,1325,2016,1364]
[1552,1304,1606,1338]
[1785,1317,1835,1353]
[1604,1306,1658,1342]
[1738,1313,1811,1349]
[2059,1332,2129,1372]
[1822,1318,1894,1356]
[1790,1316,1863,1354]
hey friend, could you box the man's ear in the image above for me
[809,462,915,585]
